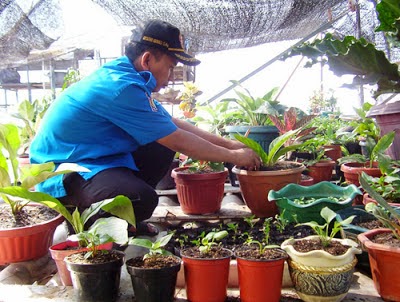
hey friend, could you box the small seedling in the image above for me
[199,230,228,254]
[262,217,273,244]
[129,233,173,259]
[297,207,355,247]
[244,215,258,228]
[248,240,280,256]
[274,210,290,233]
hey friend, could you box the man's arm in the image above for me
[157,127,261,170]
[172,117,245,150]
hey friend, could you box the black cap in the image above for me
[133,20,201,66]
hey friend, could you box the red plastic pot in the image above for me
[49,240,113,286]
[181,248,232,302]
[307,160,335,183]
[236,256,286,302]
[358,229,400,301]
[0,204,64,265]
[323,144,342,162]
[171,167,228,214]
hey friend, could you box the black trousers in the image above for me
[59,142,175,228]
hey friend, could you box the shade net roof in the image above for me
[0,0,398,70]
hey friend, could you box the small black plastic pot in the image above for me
[65,250,125,302]
[126,255,181,302]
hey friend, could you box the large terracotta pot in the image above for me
[307,159,335,183]
[49,240,113,286]
[281,235,361,302]
[340,162,382,186]
[171,167,228,214]
[358,229,400,301]
[181,248,232,302]
[0,204,64,265]
[233,162,305,218]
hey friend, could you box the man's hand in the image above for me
[232,148,262,171]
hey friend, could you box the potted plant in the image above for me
[64,219,127,302]
[45,195,136,286]
[180,230,231,302]
[357,172,400,301]
[339,131,395,186]
[126,233,181,302]
[302,146,336,183]
[281,207,362,302]
[234,239,288,302]
[171,159,227,214]
[232,129,305,217]
[222,82,286,152]
[268,181,362,224]
[0,123,87,265]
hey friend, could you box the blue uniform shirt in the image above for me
[30,56,178,197]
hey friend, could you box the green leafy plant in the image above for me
[361,172,400,240]
[243,214,258,228]
[234,129,303,167]
[274,210,290,234]
[221,81,286,126]
[198,230,228,254]
[262,217,273,244]
[181,158,224,173]
[338,131,395,168]
[129,233,174,259]
[75,215,130,259]
[11,98,52,155]
[247,240,281,256]
[298,206,356,247]
[362,162,400,203]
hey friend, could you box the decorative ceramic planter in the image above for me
[307,159,335,183]
[171,167,228,214]
[225,125,279,153]
[126,255,181,302]
[65,250,125,302]
[358,229,400,301]
[232,162,305,218]
[49,240,113,286]
[181,248,232,302]
[281,235,361,302]
[268,181,362,224]
[0,204,64,265]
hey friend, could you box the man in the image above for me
[30,20,261,236]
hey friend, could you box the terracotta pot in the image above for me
[232,162,305,218]
[323,144,342,162]
[171,167,228,214]
[0,204,64,265]
[299,174,314,186]
[340,162,382,187]
[307,160,335,183]
[358,229,400,301]
[49,240,113,286]
[235,255,287,302]
[362,193,400,207]
[281,235,362,302]
[181,248,232,302]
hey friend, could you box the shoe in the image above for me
[128,221,159,237]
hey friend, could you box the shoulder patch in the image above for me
[146,92,158,112]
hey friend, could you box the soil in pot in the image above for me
[0,203,59,228]
[291,237,352,255]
